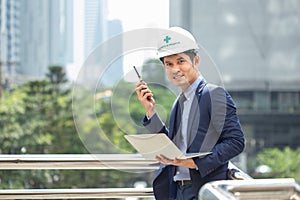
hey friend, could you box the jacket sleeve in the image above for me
[194,86,245,177]
[142,113,169,134]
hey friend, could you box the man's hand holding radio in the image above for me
[135,81,155,118]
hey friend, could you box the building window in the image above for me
[229,91,254,111]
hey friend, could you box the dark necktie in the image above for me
[173,93,186,149]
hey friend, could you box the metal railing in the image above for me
[0,154,156,199]
[0,154,158,170]
[0,188,154,199]
[199,178,300,200]
[0,154,299,199]
[199,161,300,199]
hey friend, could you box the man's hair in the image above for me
[159,49,198,63]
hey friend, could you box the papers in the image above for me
[124,133,212,160]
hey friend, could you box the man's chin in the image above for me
[172,80,189,88]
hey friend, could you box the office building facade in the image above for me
[0,0,20,87]
[1,0,122,88]
[19,0,73,78]
[169,0,300,161]
[79,0,123,87]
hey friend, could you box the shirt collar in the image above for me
[183,76,203,100]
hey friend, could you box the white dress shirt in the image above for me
[173,76,202,181]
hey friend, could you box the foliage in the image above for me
[0,87,26,154]
[0,64,178,190]
[142,58,167,86]
[0,65,89,189]
[46,65,68,93]
[254,147,300,182]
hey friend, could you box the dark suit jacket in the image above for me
[143,79,245,200]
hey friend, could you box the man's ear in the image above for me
[194,55,200,66]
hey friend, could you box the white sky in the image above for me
[68,0,169,81]
[108,0,169,81]
[107,0,169,31]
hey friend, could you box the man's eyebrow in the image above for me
[164,56,186,63]
[176,57,186,61]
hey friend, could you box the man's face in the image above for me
[163,53,200,91]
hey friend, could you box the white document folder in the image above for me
[125,133,212,160]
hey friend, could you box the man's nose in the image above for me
[171,64,181,72]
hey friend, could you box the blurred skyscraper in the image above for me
[19,0,73,78]
[80,0,123,87]
[84,0,108,58]
[0,0,21,87]
[170,0,300,84]
[170,0,300,165]
[0,0,123,88]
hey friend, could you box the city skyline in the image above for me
[1,0,299,86]
[0,0,169,84]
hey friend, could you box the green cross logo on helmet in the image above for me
[164,36,171,43]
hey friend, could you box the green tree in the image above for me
[255,147,300,182]
[46,65,68,93]
[44,65,85,154]
[0,64,178,190]
[0,66,88,189]
[142,58,167,86]
[0,83,57,188]
[0,86,26,154]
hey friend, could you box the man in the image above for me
[135,27,245,200]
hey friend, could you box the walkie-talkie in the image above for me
[133,66,143,82]
[133,66,152,101]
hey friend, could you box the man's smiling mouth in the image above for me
[173,74,184,79]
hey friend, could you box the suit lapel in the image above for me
[187,96,198,147]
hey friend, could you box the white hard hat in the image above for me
[157,27,199,58]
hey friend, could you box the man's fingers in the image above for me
[136,86,153,100]
[135,81,147,87]
[159,154,172,160]
[156,154,175,165]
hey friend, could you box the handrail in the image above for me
[227,161,253,180]
[0,188,154,199]
[0,154,156,199]
[0,154,159,170]
[199,178,300,200]
[2,154,298,199]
